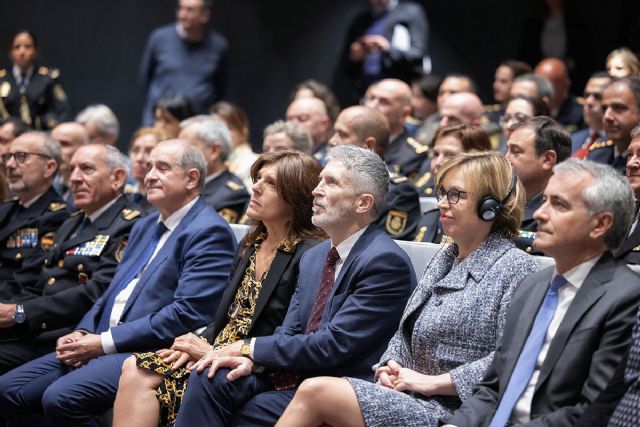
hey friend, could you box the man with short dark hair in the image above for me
[0,140,237,426]
[329,105,420,240]
[506,116,571,253]
[139,0,228,125]
[587,77,640,174]
[179,115,249,223]
[0,132,69,298]
[0,118,28,154]
[443,159,640,426]
[173,145,414,426]
[572,72,612,159]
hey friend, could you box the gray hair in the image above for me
[553,159,635,249]
[180,115,232,161]
[515,73,555,100]
[327,145,389,220]
[176,140,207,193]
[263,120,312,154]
[75,104,120,139]
[101,144,128,172]
[632,123,640,139]
[27,131,62,174]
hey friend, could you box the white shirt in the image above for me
[100,197,199,354]
[511,254,602,423]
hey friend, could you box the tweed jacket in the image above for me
[379,233,538,403]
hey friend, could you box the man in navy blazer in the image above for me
[174,145,415,426]
[0,139,236,426]
[443,159,640,426]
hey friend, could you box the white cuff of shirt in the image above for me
[100,330,117,354]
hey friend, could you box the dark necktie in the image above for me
[272,247,340,390]
[71,217,92,239]
[96,221,168,332]
[489,275,568,427]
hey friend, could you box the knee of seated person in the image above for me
[296,377,332,399]
[119,356,141,383]
[42,382,75,414]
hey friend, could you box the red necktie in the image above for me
[573,132,600,160]
[272,247,340,390]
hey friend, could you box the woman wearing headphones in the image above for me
[276,151,539,427]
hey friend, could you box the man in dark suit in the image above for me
[336,0,429,105]
[571,72,611,159]
[173,145,414,426]
[0,132,69,298]
[0,143,140,373]
[0,140,237,426]
[587,77,640,174]
[505,117,570,254]
[179,115,249,224]
[443,158,640,426]
[328,105,420,240]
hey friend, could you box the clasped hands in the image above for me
[156,333,252,382]
[350,35,391,61]
[375,359,455,397]
[55,331,104,367]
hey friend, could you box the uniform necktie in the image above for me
[573,132,599,160]
[489,275,568,427]
[96,221,168,332]
[272,247,340,390]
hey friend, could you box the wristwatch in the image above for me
[241,338,252,359]
[13,305,26,324]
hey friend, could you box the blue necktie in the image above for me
[96,221,168,332]
[489,275,568,427]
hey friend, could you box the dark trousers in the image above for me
[174,368,297,426]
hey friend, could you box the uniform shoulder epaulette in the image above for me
[0,69,6,78]
[406,137,429,154]
[71,209,83,216]
[38,66,49,76]
[226,180,244,191]
[49,202,66,212]
[3,196,18,203]
[49,68,60,79]
[389,173,408,184]
[415,171,431,188]
[589,139,614,151]
[405,116,422,126]
[484,103,502,113]
[576,96,585,106]
[122,208,142,221]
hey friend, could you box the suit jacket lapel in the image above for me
[120,199,205,318]
[250,248,294,331]
[502,269,554,384]
[212,247,253,336]
[534,256,611,391]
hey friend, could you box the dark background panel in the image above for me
[0,0,637,150]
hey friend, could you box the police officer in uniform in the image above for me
[0,144,142,373]
[614,127,640,264]
[179,115,249,223]
[328,105,420,240]
[0,30,70,130]
[587,77,640,174]
[0,132,69,299]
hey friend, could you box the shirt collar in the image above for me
[553,253,603,291]
[88,195,121,223]
[12,64,33,82]
[160,196,199,231]
[21,190,47,209]
[332,226,368,264]
[205,171,223,185]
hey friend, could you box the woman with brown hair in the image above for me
[112,150,325,427]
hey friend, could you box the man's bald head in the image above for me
[438,92,484,127]
[286,97,331,147]
[363,78,412,134]
[534,58,571,111]
[329,106,390,157]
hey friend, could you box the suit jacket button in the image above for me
[77,263,84,271]
[434,298,442,306]
[47,277,56,285]
[44,259,49,265]
[58,260,64,268]
[15,253,22,260]
[41,323,47,329]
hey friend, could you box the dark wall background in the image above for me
[1,0,638,150]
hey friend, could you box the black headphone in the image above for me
[477,170,518,222]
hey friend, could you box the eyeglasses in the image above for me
[436,186,470,204]
[500,112,530,125]
[1,151,52,164]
